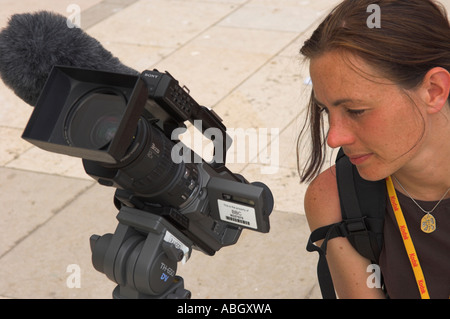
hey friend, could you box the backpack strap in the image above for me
[335,149,385,262]
[306,221,351,299]
[306,148,386,299]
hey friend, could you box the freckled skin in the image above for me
[309,51,426,182]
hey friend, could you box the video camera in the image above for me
[22,66,273,298]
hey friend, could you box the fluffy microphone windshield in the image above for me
[0,11,138,106]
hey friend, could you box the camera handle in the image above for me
[90,205,193,299]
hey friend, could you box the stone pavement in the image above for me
[2,0,447,299]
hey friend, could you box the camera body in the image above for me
[22,66,272,256]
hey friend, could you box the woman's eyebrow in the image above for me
[313,97,363,107]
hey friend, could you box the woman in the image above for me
[298,0,450,298]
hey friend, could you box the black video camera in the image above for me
[22,66,273,298]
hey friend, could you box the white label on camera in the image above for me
[164,231,190,264]
[217,199,257,229]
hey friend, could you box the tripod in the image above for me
[90,203,194,299]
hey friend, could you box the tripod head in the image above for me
[90,204,193,299]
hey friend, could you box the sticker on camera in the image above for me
[217,199,257,229]
[164,231,190,264]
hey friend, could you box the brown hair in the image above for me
[297,0,450,183]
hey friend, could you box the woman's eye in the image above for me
[347,109,366,116]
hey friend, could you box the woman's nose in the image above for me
[326,115,355,149]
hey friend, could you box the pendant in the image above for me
[421,213,436,234]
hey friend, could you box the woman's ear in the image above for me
[419,67,450,114]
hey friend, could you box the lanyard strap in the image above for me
[386,176,430,299]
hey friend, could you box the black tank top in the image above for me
[379,191,450,299]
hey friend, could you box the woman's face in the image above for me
[309,51,427,181]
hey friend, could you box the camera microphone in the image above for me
[0,11,138,106]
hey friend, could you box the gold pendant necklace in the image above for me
[421,213,436,234]
[392,176,450,234]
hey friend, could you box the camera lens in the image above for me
[65,90,127,150]
[90,114,121,149]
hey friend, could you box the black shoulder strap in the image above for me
[335,149,385,262]
[306,148,386,299]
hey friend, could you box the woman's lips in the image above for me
[348,153,373,165]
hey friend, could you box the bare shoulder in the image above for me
[303,166,386,298]
[304,165,342,231]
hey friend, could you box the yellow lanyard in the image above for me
[386,176,430,299]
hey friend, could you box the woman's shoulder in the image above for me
[303,166,387,298]
[304,165,343,231]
